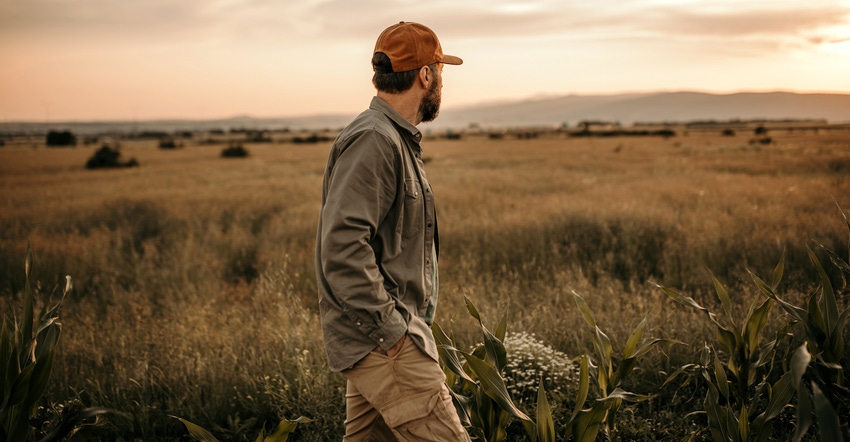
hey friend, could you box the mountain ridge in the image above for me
[2,91,848,134]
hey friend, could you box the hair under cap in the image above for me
[374,21,463,72]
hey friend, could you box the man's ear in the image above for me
[417,66,430,88]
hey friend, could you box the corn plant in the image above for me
[1,241,110,441]
[749,205,850,439]
[172,415,311,442]
[434,296,555,441]
[569,291,674,442]
[658,255,804,442]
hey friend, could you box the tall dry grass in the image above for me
[1,127,848,439]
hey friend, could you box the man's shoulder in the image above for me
[337,108,402,147]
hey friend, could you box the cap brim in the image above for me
[441,54,463,65]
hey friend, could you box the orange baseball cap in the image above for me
[374,21,463,72]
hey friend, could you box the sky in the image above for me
[1,0,849,122]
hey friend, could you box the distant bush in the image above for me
[722,129,735,136]
[46,130,76,147]
[754,126,768,135]
[85,145,139,169]
[291,134,332,144]
[158,138,182,149]
[221,143,249,158]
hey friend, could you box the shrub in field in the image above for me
[1,242,109,441]
[433,297,548,441]
[46,130,76,147]
[221,143,249,158]
[569,291,675,442]
[85,145,139,169]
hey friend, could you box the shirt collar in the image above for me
[369,96,423,144]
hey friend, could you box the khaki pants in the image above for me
[341,335,471,441]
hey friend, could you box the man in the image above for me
[315,21,471,441]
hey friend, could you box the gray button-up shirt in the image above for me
[316,96,439,372]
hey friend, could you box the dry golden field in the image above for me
[1,125,849,440]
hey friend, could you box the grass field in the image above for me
[1,124,849,440]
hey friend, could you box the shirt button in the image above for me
[356,321,362,326]
[427,223,432,228]
[379,338,385,343]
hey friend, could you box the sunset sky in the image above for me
[2,0,849,122]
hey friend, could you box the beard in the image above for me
[418,73,442,123]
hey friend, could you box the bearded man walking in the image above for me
[315,21,471,441]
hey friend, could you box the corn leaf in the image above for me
[790,344,811,390]
[264,416,311,442]
[571,402,609,442]
[24,347,55,407]
[463,295,482,324]
[712,273,734,325]
[433,322,474,384]
[792,381,813,442]
[713,352,730,400]
[460,351,531,422]
[536,377,555,442]
[570,355,590,424]
[744,298,772,356]
[738,403,749,442]
[172,417,221,442]
[482,326,507,373]
[808,246,838,334]
[495,311,508,342]
[765,373,795,423]
[771,250,786,290]
[572,291,596,328]
[597,387,653,403]
[5,363,35,408]
[811,383,842,442]
[622,318,647,360]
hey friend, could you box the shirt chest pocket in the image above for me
[401,178,423,238]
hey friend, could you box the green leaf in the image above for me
[437,344,475,384]
[744,298,772,356]
[622,318,647,360]
[811,383,842,442]
[790,344,811,390]
[461,351,531,422]
[571,402,609,442]
[5,362,35,408]
[172,417,221,442]
[597,387,654,403]
[482,326,508,373]
[792,380,813,442]
[808,245,838,334]
[25,346,55,407]
[712,273,734,325]
[433,322,474,384]
[570,354,590,424]
[536,376,555,442]
[463,295,482,324]
[495,311,508,342]
[756,371,795,427]
[591,326,614,380]
[571,291,596,328]
[713,352,729,400]
[264,416,311,442]
[771,250,786,290]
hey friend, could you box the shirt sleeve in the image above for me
[318,129,407,350]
